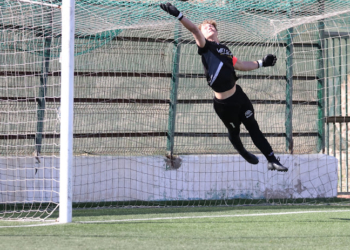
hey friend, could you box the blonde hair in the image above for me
[198,20,218,31]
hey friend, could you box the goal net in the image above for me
[1,0,349,221]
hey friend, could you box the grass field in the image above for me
[1,205,350,249]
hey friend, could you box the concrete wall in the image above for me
[0,154,338,203]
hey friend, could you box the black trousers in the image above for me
[213,85,273,158]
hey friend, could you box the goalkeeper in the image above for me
[160,3,288,172]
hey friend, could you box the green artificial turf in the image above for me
[1,205,350,249]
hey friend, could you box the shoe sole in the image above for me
[268,164,288,172]
[268,168,288,172]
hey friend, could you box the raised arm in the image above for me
[234,54,277,71]
[160,3,206,48]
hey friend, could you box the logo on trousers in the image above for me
[245,110,253,118]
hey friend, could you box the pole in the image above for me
[36,36,51,156]
[317,0,325,153]
[59,0,75,223]
[285,27,293,154]
[166,23,181,159]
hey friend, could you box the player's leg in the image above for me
[228,131,259,164]
[213,96,259,165]
[237,86,288,172]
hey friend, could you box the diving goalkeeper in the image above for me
[160,3,288,172]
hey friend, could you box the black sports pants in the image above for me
[213,85,273,158]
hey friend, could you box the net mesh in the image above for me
[1,0,350,220]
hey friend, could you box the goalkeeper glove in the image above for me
[257,54,277,68]
[160,2,184,20]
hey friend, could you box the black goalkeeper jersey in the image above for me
[198,39,238,93]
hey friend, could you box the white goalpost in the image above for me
[0,0,74,222]
[59,0,75,224]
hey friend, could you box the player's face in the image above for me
[201,23,218,40]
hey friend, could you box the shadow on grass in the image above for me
[1,198,348,220]
[70,198,350,218]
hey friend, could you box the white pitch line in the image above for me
[78,209,350,224]
[1,209,349,228]
[0,222,61,228]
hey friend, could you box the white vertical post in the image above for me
[60,0,75,223]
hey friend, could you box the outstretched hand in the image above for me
[160,2,183,20]
[262,54,277,67]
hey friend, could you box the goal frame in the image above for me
[59,0,75,224]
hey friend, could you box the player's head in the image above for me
[198,20,218,40]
